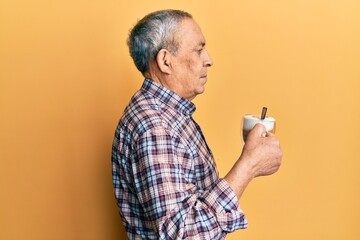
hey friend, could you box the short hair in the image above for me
[127,9,192,73]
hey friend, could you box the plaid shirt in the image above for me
[112,79,247,239]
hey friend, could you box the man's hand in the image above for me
[224,124,282,199]
[241,123,282,178]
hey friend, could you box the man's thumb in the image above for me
[248,123,266,139]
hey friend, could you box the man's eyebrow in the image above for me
[196,41,206,48]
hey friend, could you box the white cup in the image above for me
[242,115,276,142]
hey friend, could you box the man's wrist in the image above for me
[224,159,254,199]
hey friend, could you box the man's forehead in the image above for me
[177,19,206,46]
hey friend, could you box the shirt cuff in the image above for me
[201,178,248,232]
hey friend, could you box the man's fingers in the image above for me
[265,132,275,137]
[249,123,267,138]
[248,124,276,140]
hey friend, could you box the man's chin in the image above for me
[196,86,205,95]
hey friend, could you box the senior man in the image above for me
[112,9,282,239]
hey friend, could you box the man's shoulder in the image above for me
[119,89,166,135]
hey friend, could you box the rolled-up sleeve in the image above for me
[134,127,248,239]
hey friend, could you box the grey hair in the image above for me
[127,9,192,73]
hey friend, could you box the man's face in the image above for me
[170,18,213,100]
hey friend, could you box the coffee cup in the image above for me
[242,114,276,142]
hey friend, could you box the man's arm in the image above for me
[225,124,283,199]
[134,127,247,239]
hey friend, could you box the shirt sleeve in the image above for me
[134,127,248,239]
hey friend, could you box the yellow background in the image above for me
[1,0,359,239]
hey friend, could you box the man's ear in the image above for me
[156,49,172,74]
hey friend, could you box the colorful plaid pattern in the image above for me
[112,79,247,239]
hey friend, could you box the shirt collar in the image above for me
[141,78,196,116]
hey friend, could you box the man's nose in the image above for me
[204,49,213,67]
